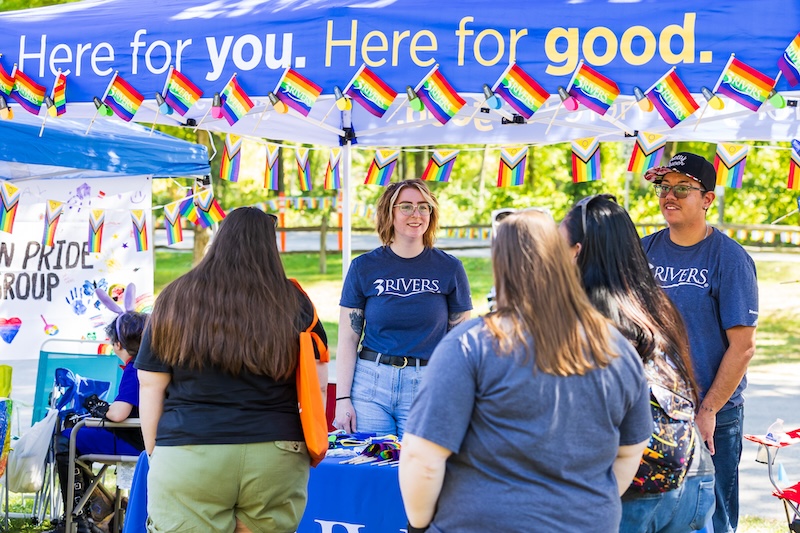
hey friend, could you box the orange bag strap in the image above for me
[290,279,329,363]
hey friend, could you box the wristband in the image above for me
[407,524,429,533]
[336,396,351,401]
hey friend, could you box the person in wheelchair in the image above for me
[48,312,148,533]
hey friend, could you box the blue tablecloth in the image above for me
[297,456,406,533]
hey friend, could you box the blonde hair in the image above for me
[485,210,617,376]
[374,179,439,247]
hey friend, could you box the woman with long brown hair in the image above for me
[136,207,327,533]
[399,210,651,533]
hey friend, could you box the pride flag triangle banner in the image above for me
[492,63,550,119]
[130,210,148,252]
[42,200,64,247]
[497,147,527,187]
[365,149,400,186]
[0,181,20,234]
[220,134,242,182]
[567,62,620,116]
[324,149,342,189]
[571,137,601,183]
[627,132,666,175]
[296,148,312,191]
[195,189,226,226]
[421,150,459,182]
[88,209,105,253]
[645,68,699,128]
[264,144,281,190]
[164,200,184,246]
[11,68,46,115]
[714,143,749,189]
[416,66,466,124]
[787,143,800,191]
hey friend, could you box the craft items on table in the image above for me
[326,432,401,466]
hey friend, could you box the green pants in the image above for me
[147,441,309,533]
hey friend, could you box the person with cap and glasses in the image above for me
[641,152,758,533]
[335,179,472,439]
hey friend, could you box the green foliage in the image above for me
[0,0,78,10]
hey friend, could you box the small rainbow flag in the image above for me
[0,63,13,96]
[0,181,20,234]
[164,201,184,246]
[416,66,466,124]
[220,134,242,182]
[714,56,775,112]
[421,150,459,182]
[88,209,105,253]
[220,75,254,126]
[11,69,46,115]
[130,210,148,252]
[365,150,400,186]
[492,63,550,119]
[41,200,64,246]
[163,67,203,116]
[787,143,800,191]
[645,68,699,128]
[179,189,200,226]
[195,189,226,226]
[778,32,800,87]
[714,143,749,189]
[572,137,602,183]
[627,132,666,175]
[296,148,312,191]
[497,147,527,187]
[276,68,322,117]
[264,144,281,190]
[50,72,67,117]
[567,62,620,116]
[345,65,398,118]
[324,149,342,189]
[103,73,143,122]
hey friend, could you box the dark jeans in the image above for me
[711,404,744,533]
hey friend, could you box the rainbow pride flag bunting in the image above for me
[220,75,254,126]
[572,137,602,183]
[0,181,20,234]
[88,209,105,253]
[627,132,666,175]
[130,210,148,252]
[49,72,67,117]
[787,143,800,191]
[714,56,775,112]
[11,68,46,115]
[220,134,242,182]
[497,147,527,187]
[41,200,64,246]
[164,201,184,246]
[492,63,550,119]
[778,32,800,87]
[195,189,226,226]
[163,67,203,116]
[567,62,620,116]
[179,189,200,226]
[416,66,466,124]
[324,149,342,189]
[714,143,749,189]
[345,65,397,118]
[276,68,322,117]
[264,144,281,190]
[296,148,312,191]
[421,150,459,182]
[103,73,143,122]
[365,150,400,186]
[646,69,699,128]
[0,63,13,96]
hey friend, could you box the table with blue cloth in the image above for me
[297,456,407,533]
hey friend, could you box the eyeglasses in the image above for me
[574,194,617,235]
[653,184,705,199]
[394,202,433,216]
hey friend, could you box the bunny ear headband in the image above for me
[95,283,137,315]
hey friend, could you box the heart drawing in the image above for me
[0,317,22,344]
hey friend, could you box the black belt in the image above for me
[359,349,428,368]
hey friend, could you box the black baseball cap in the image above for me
[644,152,716,192]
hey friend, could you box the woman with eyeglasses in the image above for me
[335,179,472,439]
[399,210,651,533]
[136,207,328,533]
[561,195,715,533]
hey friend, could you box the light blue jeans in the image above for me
[619,474,716,533]
[350,356,426,439]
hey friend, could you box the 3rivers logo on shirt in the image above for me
[649,264,709,289]
[374,278,441,297]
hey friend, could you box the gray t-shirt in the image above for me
[405,318,651,533]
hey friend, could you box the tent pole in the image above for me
[342,142,353,280]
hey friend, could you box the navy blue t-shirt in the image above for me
[642,228,758,410]
[339,246,472,359]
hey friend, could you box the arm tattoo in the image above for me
[349,309,365,336]
[448,312,467,331]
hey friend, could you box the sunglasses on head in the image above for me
[574,194,618,235]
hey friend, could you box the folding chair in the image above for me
[744,427,800,532]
